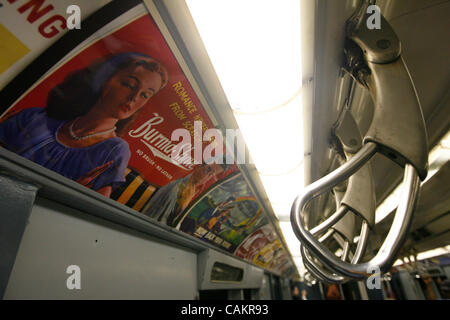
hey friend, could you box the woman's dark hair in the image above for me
[46,52,168,136]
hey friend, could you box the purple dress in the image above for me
[0,107,130,191]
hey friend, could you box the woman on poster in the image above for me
[0,52,168,197]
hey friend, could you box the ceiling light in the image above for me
[186,0,303,270]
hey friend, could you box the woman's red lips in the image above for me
[120,104,132,112]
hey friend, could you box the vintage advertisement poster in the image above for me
[0,0,111,89]
[176,173,269,253]
[142,163,239,225]
[0,3,224,207]
[234,224,278,261]
[235,224,292,273]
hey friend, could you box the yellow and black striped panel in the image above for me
[111,168,157,212]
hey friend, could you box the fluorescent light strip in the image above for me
[186,0,303,213]
[187,1,303,274]
[417,245,450,261]
[394,245,450,267]
[186,0,302,113]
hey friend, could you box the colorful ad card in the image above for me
[0,3,223,201]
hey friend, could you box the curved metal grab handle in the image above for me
[294,5,428,281]
[346,7,428,179]
[302,231,348,284]
[302,246,346,284]
[302,221,369,283]
[301,230,345,284]
[303,106,375,240]
[351,220,369,264]
[290,142,377,247]
[300,106,376,282]
[318,228,335,243]
[302,201,371,283]
[310,205,349,236]
[293,143,377,280]
[292,163,420,279]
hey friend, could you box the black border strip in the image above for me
[0,0,142,114]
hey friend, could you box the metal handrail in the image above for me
[302,226,348,284]
[310,205,349,236]
[293,163,420,279]
[301,221,369,283]
[351,220,369,264]
[292,2,428,282]
[302,245,346,284]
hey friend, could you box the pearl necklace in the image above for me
[69,118,116,140]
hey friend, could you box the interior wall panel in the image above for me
[4,197,198,300]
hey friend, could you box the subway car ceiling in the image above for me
[0,0,449,298]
